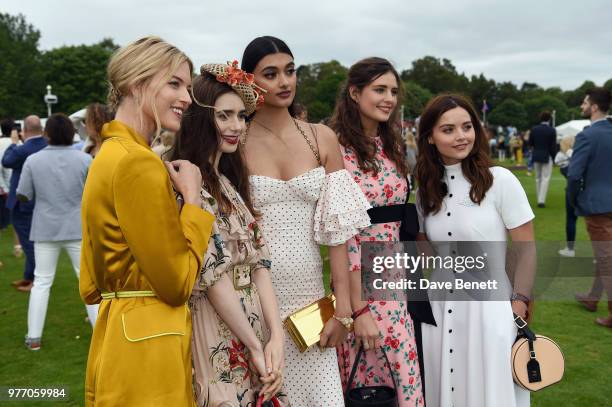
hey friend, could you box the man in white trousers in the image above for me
[16,114,98,350]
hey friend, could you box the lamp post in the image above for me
[44,85,58,117]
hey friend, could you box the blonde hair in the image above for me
[107,36,193,138]
[560,134,575,153]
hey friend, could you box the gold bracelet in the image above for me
[332,315,354,332]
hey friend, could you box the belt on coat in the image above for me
[101,290,156,300]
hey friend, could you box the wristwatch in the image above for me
[511,293,530,305]
[332,315,354,332]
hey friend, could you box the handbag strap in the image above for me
[513,313,543,383]
[346,345,398,393]
[514,313,540,359]
[513,313,536,341]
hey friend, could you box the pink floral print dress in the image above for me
[336,136,424,406]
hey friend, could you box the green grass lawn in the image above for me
[0,166,610,406]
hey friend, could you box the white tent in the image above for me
[555,119,590,139]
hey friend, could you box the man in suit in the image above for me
[569,87,612,328]
[2,115,48,292]
[529,111,557,207]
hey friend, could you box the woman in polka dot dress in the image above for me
[330,58,424,406]
[241,37,371,406]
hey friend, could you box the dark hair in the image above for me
[45,114,75,146]
[241,36,296,116]
[539,111,552,122]
[169,74,257,216]
[586,87,611,113]
[293,103,307,117]
[330,57,408,177]
[0,118,15,137]
[415,94,493,216]
[241,36,294,73]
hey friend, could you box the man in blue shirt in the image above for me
[2,115,48,292]
[569,87,612,328]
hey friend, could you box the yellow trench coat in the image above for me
[79,120,214,406]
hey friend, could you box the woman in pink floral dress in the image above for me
[330,57,424,406]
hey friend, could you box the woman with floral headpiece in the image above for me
[170,61,288,406]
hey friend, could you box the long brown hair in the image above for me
[416,94,493,216]
[169,74,257,216]
[85,103,112,145]
[330,57,408,177]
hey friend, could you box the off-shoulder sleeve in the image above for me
[313,169,371,246]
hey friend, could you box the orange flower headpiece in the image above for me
[198,60,266,115]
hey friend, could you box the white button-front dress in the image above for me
[417,163,534,407]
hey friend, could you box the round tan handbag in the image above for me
[511,314,565,391]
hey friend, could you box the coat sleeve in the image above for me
[1,144,28,169]
[567,131,590,208]
[113,151,215,306]
[549,129,557,160]
[79,218,102,305]
[16,157,34,201]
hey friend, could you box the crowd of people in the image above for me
[1,34,611,407]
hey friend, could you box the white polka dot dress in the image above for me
[250,167,370,406]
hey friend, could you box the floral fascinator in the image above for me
[195,60,266,115]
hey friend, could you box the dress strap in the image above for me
[293,118,322,166]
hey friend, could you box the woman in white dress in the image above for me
[240,36,371,406]
[415,94,535,407]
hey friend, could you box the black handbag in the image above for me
[345,346,398,407]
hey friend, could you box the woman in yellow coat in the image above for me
[79,36,215,406]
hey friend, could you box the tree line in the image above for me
[2,12,611,130]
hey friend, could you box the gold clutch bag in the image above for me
[284,294,336,353]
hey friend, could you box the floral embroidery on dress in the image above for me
[189,176,289,407]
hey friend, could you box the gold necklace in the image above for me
[252,119,277,136]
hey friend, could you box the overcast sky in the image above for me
[4,0,611,90]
